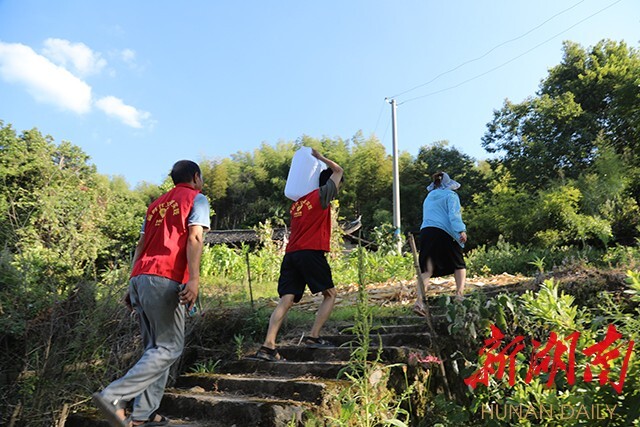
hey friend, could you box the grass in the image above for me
[198,277,277,304]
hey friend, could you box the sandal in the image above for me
[253,346,286,362]
[413,303,428,318]
[132,412,169,426]
[302,336,334,348]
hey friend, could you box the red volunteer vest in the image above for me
[130,183,199,283]
[286,189,331,253]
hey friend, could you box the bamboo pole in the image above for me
[408,232,452,399]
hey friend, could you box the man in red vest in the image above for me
[255,149,343,361]
[93,160,210,427]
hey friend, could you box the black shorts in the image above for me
[278,250,334,303]
[418,227,466,277]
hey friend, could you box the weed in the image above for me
[327,246,411,427]
[233,334,245,360]
[528,255,546,276]
[190,359,221,374]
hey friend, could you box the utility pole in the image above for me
[387,98,402,254]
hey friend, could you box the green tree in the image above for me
[95,175,148,271]
[482,40,640,189]
[531,184,612,248]
[0,121,147,322]
[398,150,422,233]
[206,142,295,229]
[346,135,393,234]
[575,137,640,243]
[464,167,536,246]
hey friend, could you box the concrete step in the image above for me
[175,373,346,404]
[160,390,310,427]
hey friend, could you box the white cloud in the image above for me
[42,38,106,77]
[0,41,92,114]
[121,48,136,64]
[0,40,152,128]
[95,95,151,128]
[111,48,143,73]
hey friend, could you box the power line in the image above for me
[390,0,587,99]
[381,116,391,145]
[398,0,624,106]
[372,98,388,138]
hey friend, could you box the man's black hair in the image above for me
[319,168,333,187]
[170,160,201,185]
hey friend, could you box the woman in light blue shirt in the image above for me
[414,172,467,316]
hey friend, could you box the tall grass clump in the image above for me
[328,246,413,427]
[1,263,141,427]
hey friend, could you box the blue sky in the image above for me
[0,0,638,187]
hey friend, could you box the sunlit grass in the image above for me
[199,277,278,304]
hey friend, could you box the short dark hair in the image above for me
[319,169,333,186]
[170,160,201,185]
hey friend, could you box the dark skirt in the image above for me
[418,227,466,277]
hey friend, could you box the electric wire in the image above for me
[390,0,587,99]
[372,98,388,138]
[381,117,391,146]
[397,0,624,106]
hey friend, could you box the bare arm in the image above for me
[179,225,205,311]
[124,234,146,311]
[131,234,145,268]
[312,149,344,189]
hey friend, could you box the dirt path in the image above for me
[289,272,533,311]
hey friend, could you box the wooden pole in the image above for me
[245,251,254,310]
[408,232,453,399]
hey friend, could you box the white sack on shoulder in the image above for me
[284,146,327,201]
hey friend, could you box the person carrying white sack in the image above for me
[254,148,343,361]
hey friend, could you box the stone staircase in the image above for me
[66,315,434,427]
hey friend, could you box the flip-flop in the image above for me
[412,304,428,317]
[92,393,128,427]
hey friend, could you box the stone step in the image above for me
[160,390,310,427]
[318,332,432,348]
[376,314,442,324]
[275,345,417,362]
[338,323,430,334]
[221,359,349,379]
[65,414,209,426]
[67,314,442,427]
[175,373,345,404]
